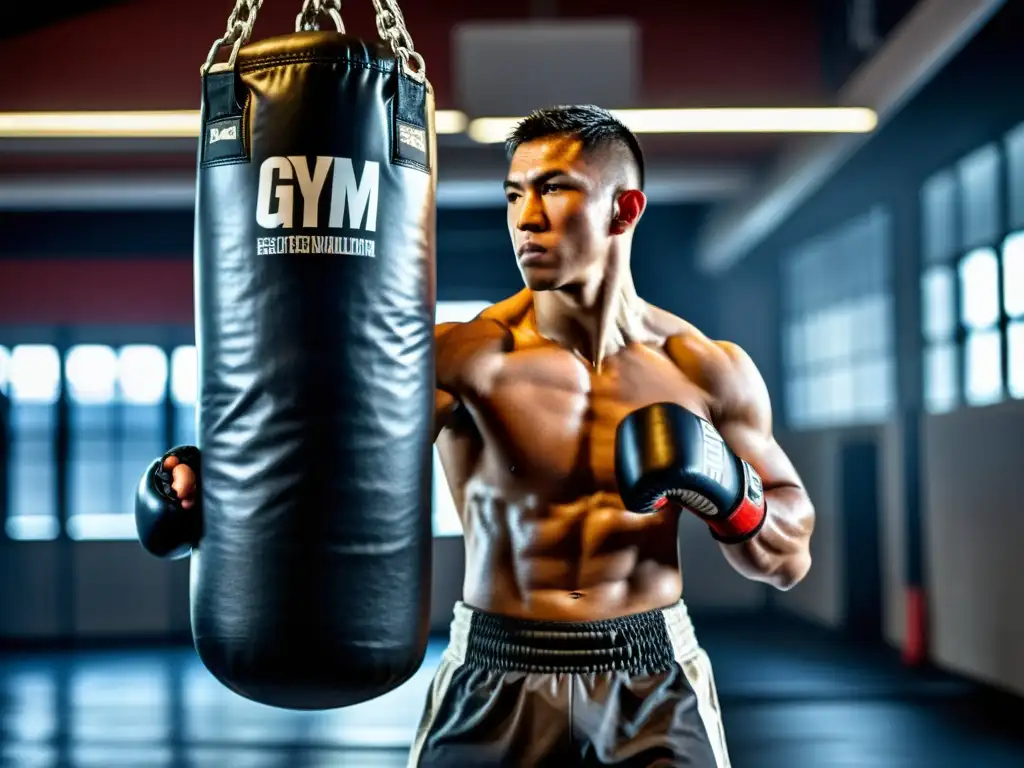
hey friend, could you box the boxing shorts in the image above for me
[408,600,731,767]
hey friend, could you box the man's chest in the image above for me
[461,345,713,491]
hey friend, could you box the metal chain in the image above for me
[296,0,345,33]
[202,0,424,81]
[201,0,264,74]
[371,0,425,80]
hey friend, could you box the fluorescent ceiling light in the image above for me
[0,111,201,138]
[468,107,878,143]
[435,110,469,134]
[0,109,468,138]
[0,108,869,141]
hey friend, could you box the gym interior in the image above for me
[1,1,1024,766]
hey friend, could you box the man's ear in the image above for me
[610,189,647,235]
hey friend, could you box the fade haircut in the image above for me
[504,105,646,191]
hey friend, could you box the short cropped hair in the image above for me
[504,105,645,190]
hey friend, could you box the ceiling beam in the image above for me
[694,0,1006,276]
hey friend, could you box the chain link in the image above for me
[371,0,425,80]
[201,0,264,74]
[202,0,424,80]
[296,0,344,33]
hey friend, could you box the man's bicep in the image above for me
[712,342,803,491]
[720,420,803,491]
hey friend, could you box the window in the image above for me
[920,266,958,412]
[922,171,957,265]
[958,144,1000,249]
[171,346,197,447]
[0,345,9,395]
[959,249,1002,406]
[116,345,167,539]
[959,248,1000,330]
[849,294,895,421]
[1008,322,1024,399]
[1005,232,1024,318]
[920,170,961,414]
[922,267,957,341]
[964,143,1010,404]
[6,345,61,541]
[963,329,1001,406]
[1005,232,1024,399]
[782,208,894,429]
[65,345,118,540]
[924,344,958,414]
[65,345,168,541]
[1005,122,1024,230]
[433,300,491,536]
[921,130,1024,413]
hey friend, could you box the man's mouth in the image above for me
[518,243,548,263]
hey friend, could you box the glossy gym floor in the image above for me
[2,613,1022,767]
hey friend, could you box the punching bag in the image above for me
[192,0,435,709]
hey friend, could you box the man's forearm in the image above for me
[719,485,814,590]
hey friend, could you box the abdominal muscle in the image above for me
[458,481,684,622]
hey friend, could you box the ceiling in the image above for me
[0,1,830,201]
[0,0,1006,273]
[0,0,128,40]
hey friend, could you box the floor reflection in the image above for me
[0,617,1022,767]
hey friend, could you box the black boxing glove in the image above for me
[134,445,203,559]
[615,402,767,544]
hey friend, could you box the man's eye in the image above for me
[506,192,521,203]
[541,184,561,194]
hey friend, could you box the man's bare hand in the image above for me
[163,456,198,509]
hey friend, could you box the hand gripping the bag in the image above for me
[135,446,202,560]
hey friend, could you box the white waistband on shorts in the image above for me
[444,600,700,668]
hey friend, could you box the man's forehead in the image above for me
[507,135,592,180]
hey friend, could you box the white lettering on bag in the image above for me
[254,156,381,257]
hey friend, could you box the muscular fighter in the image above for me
[140,105,815,767]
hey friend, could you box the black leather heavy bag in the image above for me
[192,31,436,710]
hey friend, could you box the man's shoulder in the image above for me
[660,321,763,410]
[436,290,524,342]
[477,289,533,326]
[434,292,528,391]
[435,316,513,353]
[436,290,529,347]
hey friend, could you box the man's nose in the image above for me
[516,193,547,232]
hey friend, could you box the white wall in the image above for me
[772,429,847,628]
[923,398,1024,696]
[772,403,1024,700]
[881,421,907,650]
[771,423,906,643]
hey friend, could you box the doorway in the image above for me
[840,439,883,641]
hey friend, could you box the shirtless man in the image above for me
[149,105,815,767]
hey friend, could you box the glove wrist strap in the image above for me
[707,460,767,544]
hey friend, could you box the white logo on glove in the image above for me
[699,419,727,485]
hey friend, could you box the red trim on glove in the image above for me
[707,460,767,544]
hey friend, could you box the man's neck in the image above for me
[531,270,645,372]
